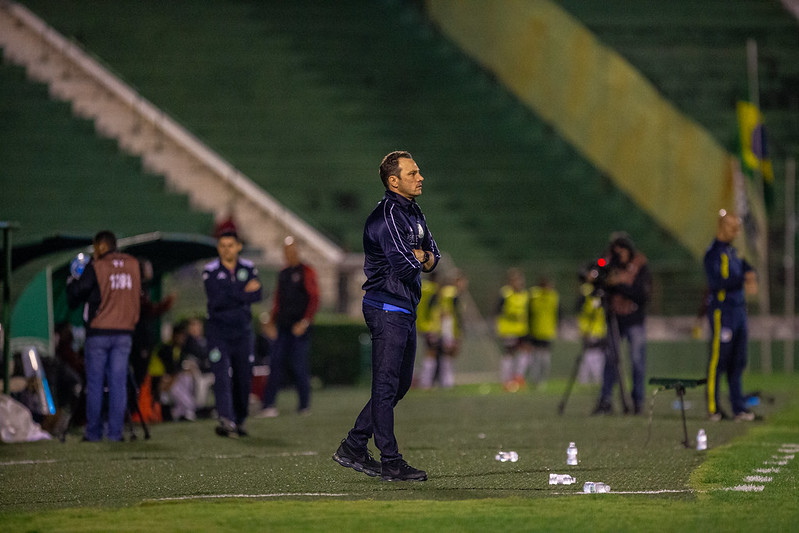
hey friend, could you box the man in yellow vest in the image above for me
[419,271,467,388]
[495,268,531,391]
[416,272,440,389]
[528,277,559,388]
[576,281,606,384]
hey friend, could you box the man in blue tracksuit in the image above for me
[704,210,757,422]
[203,231,262,437]
[334,150,440,482]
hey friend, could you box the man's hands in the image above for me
[263,318,310,340]
[245,279,261,293]
[413,249,434,271]
[744,271,758,296]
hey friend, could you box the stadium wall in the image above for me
[426,0,736,259]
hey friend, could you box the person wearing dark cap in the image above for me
[592,232,651,415]
[203,230,262,437]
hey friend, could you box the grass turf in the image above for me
[0,374,797,531]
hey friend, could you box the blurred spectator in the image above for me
[576,280,606,385]
[418,270,467,389]
[130,258,176,387]
[257,237,319,417]
[148,321,196,421]
[528,277,560,389]
[592,232,651,415]
[49,321,86,436]
[415,271,440,388]
[182,316,215,413]
[495,268,531,392]
[66,230,141,442]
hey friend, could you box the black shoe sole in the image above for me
[332,453,380,477]
[381,474,428,482]
[215,426,239,438]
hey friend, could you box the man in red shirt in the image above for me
[258,237,319,417]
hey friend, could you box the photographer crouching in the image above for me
[591,232,652,416]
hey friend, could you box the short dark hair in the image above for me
[93,230,117,251]
[218,230,240,242]
[379,150,413,189]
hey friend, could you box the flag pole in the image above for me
[785,156,796,373]
[747,38,772,373]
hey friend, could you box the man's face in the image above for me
[719,215,742,242]
[391,157,424,200]
[613,246,631,266]
[217,236,242,264]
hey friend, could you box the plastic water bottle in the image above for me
[495,451,519,462]
[549,473,576,485]
[583,481,611,493]
[696,428,707,451]
[567,442,578,465]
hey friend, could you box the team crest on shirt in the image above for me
[417,222,425,240]
[237,268,249,281]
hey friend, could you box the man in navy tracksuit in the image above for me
[704,210,757,422]
[203,231,262,437]
[334,150,440,482]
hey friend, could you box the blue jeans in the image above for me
[600,322,647,407]
[84,334,132,441]
[347,304,416,463]
[262,327,311,411]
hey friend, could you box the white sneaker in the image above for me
[735,411,755,422]
[256,407,279,418]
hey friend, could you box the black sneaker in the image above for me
[215,418,239,439]
[381,459,427,482]
[591,400,613,416]
[332,439,381,477]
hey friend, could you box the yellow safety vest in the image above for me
[578,284,606,341]
[431,284,460,338]
[496,285,529,338]
[529,286,559,341]
[417,279,439,333]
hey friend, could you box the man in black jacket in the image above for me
[333,151,440,481]
[593,232,651,415]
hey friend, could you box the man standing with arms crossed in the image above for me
[67,231,141,442]
[203,230,262,437]
[333,150,440,481]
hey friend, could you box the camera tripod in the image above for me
[558,295,631,415]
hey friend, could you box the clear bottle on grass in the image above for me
[567,442,578,465]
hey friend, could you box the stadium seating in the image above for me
[0,60,213,243]
[7,0,796,313]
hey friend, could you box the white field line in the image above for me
[0,459,57,466]
[723,442,798,492]
[148,493,348,502]
[211,451,318,459]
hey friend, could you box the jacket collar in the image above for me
[384,189,417,210]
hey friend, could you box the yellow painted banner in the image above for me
[427,0,735,258]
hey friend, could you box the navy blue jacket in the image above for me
[203,257,262,339]
[362,190,440,315]
[704,238,752,310]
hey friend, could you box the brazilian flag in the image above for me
[736,101,774,208]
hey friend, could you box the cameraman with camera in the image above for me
[592,232,652,416]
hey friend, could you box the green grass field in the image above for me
[1,373,798,532]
